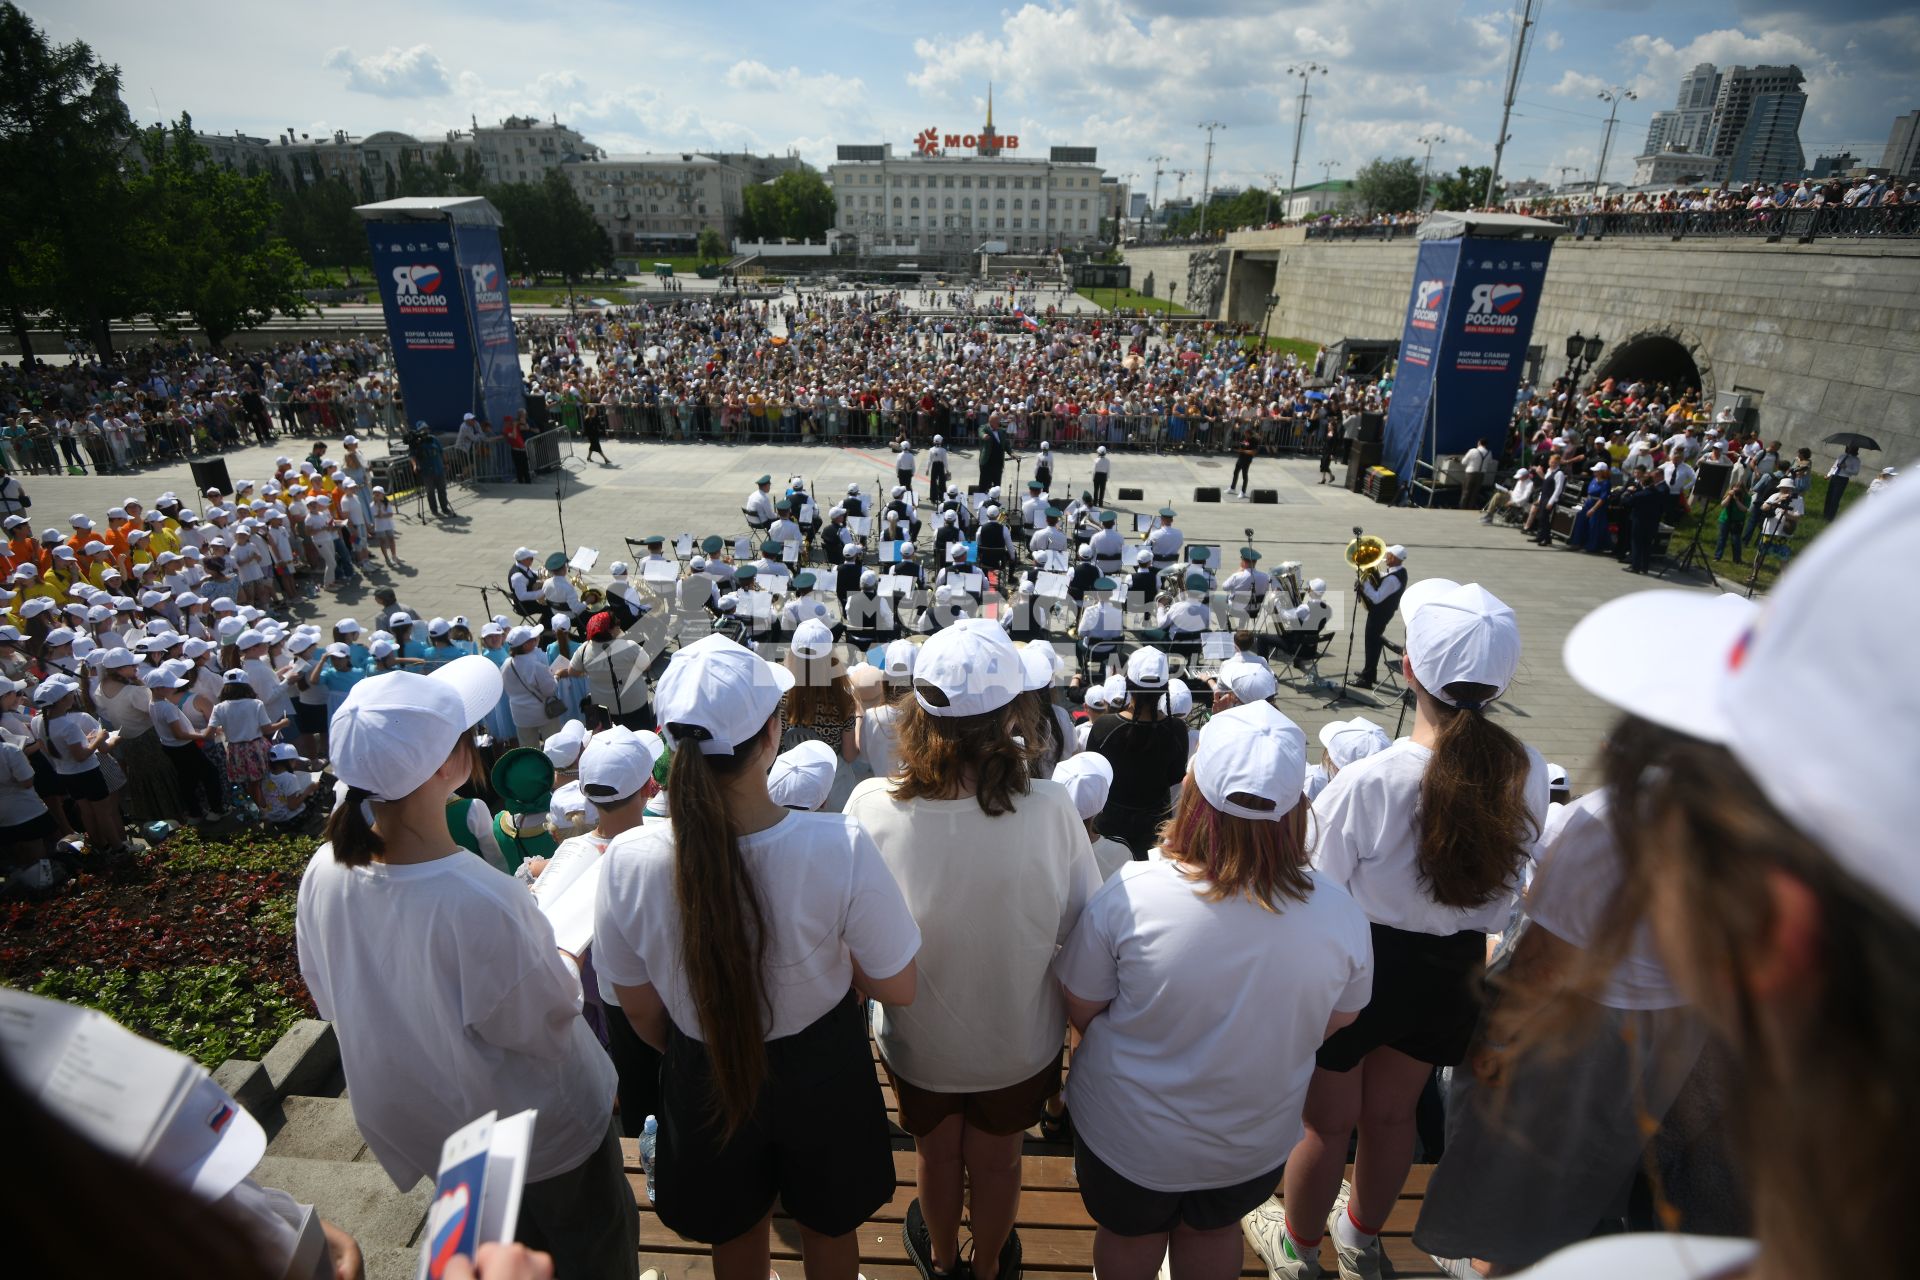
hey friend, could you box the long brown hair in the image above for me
[665,715,774,1141]
[1158,774,1312,907]
[1505,717,1920,1279]
[323,729,481,866]
[782,653,854,728]
[1416,681,1539,908]
[891,697,1031,816]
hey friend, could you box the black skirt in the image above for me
[1317,922,1486,1071]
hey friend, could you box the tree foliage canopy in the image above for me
[1429,165,1504,212]
[1347,156,1423,216]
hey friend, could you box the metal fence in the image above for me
[554,405,1337,458]
[1302,205,1920,244]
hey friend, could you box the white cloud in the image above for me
[1542,30,1564,52]
[722,61,866,111]
[1548,69,1609,98]
[325,44,451,98]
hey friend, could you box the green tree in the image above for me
[538,168,608,290]
[1430,165,1503,211]
[738,183,776,243]
[1346,156,1423,216]
[696,226,727,263]
[767,169,835,241]
[487,180,549,277]
[128,115,308,350]
[0,2,141,356]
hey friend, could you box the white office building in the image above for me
[564,153,746,252]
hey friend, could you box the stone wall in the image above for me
[1127,235,1920,465]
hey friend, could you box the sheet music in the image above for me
[1202,631,1236,660]
[1133,514,1154,534]
[847,516,871,536]
[781,541,800,565]
[567,547,598,574]
[1034,571,1069,598]
[642,559,677,584]
[675,534,693,559]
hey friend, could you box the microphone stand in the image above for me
[1320,524,1367,709]
[553,455,568,558]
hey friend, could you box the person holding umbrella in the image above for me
[1823,442,1865,520]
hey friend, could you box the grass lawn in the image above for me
[1666,472,1862,592]
[1242,334,1322,364]
[1077,286,1192,314]
[506,284,637,307]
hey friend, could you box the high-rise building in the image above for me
[1708,65,1807,183]
[1643,63,1722,157]
[1883,110,1920,181]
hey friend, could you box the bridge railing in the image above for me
[1301,205,1920,243]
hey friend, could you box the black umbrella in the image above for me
[1823,432,1882,450]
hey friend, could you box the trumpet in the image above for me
[1346,533,1387,587]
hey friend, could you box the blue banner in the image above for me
[367,223,477,433]
[454,224,526,428]
[1381,235,1554,491]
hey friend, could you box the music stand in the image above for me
[1320,525,1370,709]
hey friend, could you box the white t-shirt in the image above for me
[1524,789,1681,1010]
[504,651,559,726]
[1090,835,1132,882]
[296,845,616,1188]
[1508,1235,1756,1279]
[1310,739,1548,936]
[210,697,272,743]
[845,776,1100,1091]
[96,680,155,737]
[41,712,103,776]
[1056,860,1373,1190]
[859,703,904,779]
[0,741,47,825]
[594,811,920,1040]
[150,697,198,748]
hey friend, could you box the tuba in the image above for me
[1346,534,1387,587]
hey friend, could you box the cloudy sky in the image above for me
[26,0,1917,196]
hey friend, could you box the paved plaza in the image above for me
[19,437,1710,788]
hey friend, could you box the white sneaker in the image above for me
[1327,1181,1383,1280]
[1241,1196,1322,1279]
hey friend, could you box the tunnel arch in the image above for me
[1589,328,1713,403]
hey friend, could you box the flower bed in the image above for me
[0,829,318,1066]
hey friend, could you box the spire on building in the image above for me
[986,82,994,131]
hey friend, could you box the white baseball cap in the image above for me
[767,739,838,811]
[1167,677,1193,717]
[579,725,665,804]
[328,655,503,802]
[1019,640,1060,692]
[913,622,1023,717]
[1318,716,1393,768]
[1399,579,1521,707]
[270,742,303,763]
[790,617,835,660]
[1052,752,1113,821]
[506,625,539,647]
[1562,478,1920,924]
[655,634,795,755]
[1192,702,1308,821]
[1126,646,1170,689]
[1218,656,1277,704]
[1082,684,1111,712]
[882,638,917,679]
[542,719,590,769]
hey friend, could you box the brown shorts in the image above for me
[885,1051,1063,1138]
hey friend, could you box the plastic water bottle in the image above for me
[639,1115,658,1203]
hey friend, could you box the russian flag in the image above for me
[1013,308,1039,333]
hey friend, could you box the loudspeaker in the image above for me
[1346,442,1383,492]
[1118,486,1144,501]
[1359,412,1385,445]
[1251,489,1278,504]
[190,458,234,497]
[1194,487,1221,503]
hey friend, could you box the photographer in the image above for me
[406,422,452,518]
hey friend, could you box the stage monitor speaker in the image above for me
[1359,412,1385,445]
[1194,487,1221,503]
[1250,489,1279,504]
[1693,461,1733,506]
[1118,486,1144,501]
[1346,442,1383,492]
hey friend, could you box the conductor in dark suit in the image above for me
[978,413,1014,490]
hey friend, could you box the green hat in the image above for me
[1082,490,1094,502]
[774,498,791,511]
[736,563,759,580]
[792,571,816,590]
[490,748,555,814]
[756,475,772,485]
[1159,506,1177,518]
[702,534,724,555]
[761,540,782,556]
[1093,576,1117,591]
[651,742,673,786]
[1185,573,1211,591]
[1188,547,1208,562]
[1100,509,1117,523]
[1045,506,1063,519]
[642,534,665,546]
[1239,547,1261,562]
[543,551,568,572]
[1027,480,1044,491]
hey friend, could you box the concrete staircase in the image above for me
[252,1094,429,1280]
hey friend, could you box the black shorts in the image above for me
[656,990,894,1244]
[0,810,55,847]
[293,700,330,734]
[1316,923,1486,1072]
[1075,1133,1283,1235]
[58,767,111,804]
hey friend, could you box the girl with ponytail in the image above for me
[298,656,637,1280]
[594,635,920,1280]
[1247,581,1547,1280]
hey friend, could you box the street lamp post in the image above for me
[1594,87,1637,189]
[1558,331,1607,441]
[1197,121,1226,237]
[1283,63,1328,212]
[1417,133,1446,210]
